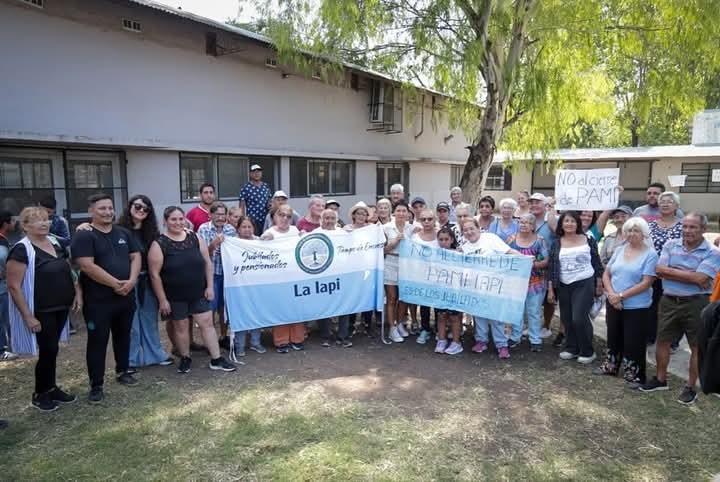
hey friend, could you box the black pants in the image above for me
[647,278,663,344]
[605,304,648,383]
[557,277,595,357]
[420,306,432,332]
[84,299,134,388]
[35,310,68,394]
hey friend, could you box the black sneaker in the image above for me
[158,357,174,367]
[677,386,698,405]
[290,342,305,351]
[218,336,231,350]
[209,356,236,372]
[49,387,77,404]
[31,393,59,412]
[508,339,521,349]
[638,377,669,392]
[116,372,139,386]
[177,356,192,374]
[530,343,542,353]
[553,333,565,348]
[125,367,138,375]
[88,386,104,404]
[276,344,290,354]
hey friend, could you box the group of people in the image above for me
[1,162,719,423]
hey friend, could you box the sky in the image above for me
[160,0,256,24]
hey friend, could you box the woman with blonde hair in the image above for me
[6,207,82,411]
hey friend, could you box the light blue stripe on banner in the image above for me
[399,280,525,326]
[225,269,384,331]
[398,240,528,275]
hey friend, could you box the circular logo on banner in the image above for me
[295,233,334,274]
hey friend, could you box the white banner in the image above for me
[555,168,620,211]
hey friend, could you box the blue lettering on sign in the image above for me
[294,278,341,297]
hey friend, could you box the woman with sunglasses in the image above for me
[77,195,172,370]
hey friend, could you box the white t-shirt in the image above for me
[412,233,439,249]
[460,232,511,255]
[558,243,594,284]
[383,222,415,255]
[264,225,299,240]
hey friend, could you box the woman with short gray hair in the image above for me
[488,198,519,243]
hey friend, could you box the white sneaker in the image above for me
[559,351,578,360]
[397,324,409,338]
[540,328,553,339]
[389,327,404,343]
[0,351,19,361]
[444,341,464,355]
[416,330,430,345]
[577,353,596,364]
[434,340,449,353]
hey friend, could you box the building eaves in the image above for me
[127,0,449,98]
[494,144,720,163]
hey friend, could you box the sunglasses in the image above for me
[420,217,434,221]
[132,203,151,213]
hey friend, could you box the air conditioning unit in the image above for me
[692,110,720,145]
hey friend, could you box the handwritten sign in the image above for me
[398,241,532,325]
[555,168,620,211]
[712,169,720,183]
[221,225,385,330]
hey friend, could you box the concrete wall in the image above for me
[651,157,718,215]
[0,0,468,163]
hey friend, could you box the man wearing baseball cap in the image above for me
[436,202,453,229]
[600,205,633,265]
[262,190,299,231]
[325,199,345,227]
[239,164,272,236]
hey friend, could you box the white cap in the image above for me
[272,190,288,199]
[529,193,547,203]
[250,164,263,171]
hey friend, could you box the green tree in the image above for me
[252,0,718,203]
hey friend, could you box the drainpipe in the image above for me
[414,95,425,140]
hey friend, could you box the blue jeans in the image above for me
[512,290,545,345]
[0,293,9,351]
[473,316,508,348]
[129,279,169,367]
[234,329,262,348]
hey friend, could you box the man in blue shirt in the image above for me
[239,164,271,237]
[529,193,556,340]
[640,212,720,405]
[39,196,70,245]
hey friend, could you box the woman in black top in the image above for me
[6,207,82,412]
[148,206,235,374]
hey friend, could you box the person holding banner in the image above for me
[433,226,464,355]
[475,196,496,231]
[488,198,519,243]
[261,205,305,353]
[451,205,472,246]
[528,193,556,341]
[383,201,415,343]
[148,207,236,374]
[317,209,353,348]
[547,211,604,364]
[376,198,392,225]
[412,209,439,345]
[346,202,378,337]
[461,218,519,359]
[507,213,549,351]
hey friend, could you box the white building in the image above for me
[2,0,718,224]
[0,0,471,224]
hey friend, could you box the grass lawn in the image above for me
[1,327,719,481]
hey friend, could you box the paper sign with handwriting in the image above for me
[555,168,620,210]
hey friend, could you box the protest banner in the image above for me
[555,168,620,211]
[221,225,384,331]
[398,240,532,326]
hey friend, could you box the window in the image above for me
[122,19,142,33]
[19,0,43,8]
[0,154,54,215]
[65,151,125,220]
[290,159,355,197]
[680,162,720,193]
[485,165,512,191]
[450,165,463,188]
[376,162,409,199]
[180,153,277,202]
[368,80,403,133]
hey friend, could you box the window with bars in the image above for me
[680,162,720,193]
[376,162,409,199]
[180,153,277,202]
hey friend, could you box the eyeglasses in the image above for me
[132,203,151,213]
[420,217,434,222]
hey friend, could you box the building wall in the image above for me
[0,0,468,163]
[651,157,718,215]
